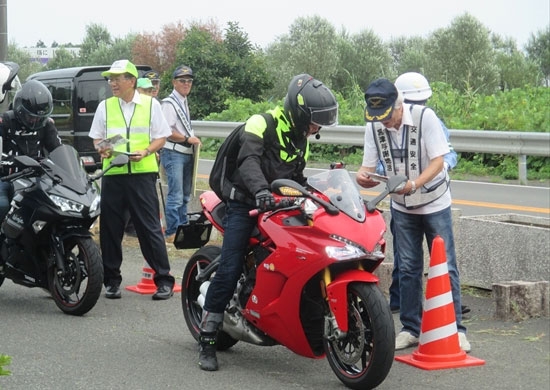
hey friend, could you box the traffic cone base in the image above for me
[126,264,182,295]
[395,235,485,370]
[395,351,486,370]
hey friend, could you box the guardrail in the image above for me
[192,121,550,184]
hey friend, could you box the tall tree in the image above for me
[525,26,550,86]
[79,24,113,64]
[425,13,499,94]
[265,16,340,98]
[492,35,541,90]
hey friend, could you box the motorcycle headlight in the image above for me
[49,194,84,213]
[326,234,384,262]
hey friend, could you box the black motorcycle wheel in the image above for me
[182,245,238,351]
[48,237,103,316]
[324,283,395,390]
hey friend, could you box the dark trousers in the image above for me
[100,173,174,288]
[204,200,256,313]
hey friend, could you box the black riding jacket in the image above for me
[0,111,62,175]
[231,106,309,202]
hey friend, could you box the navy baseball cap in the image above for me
[172,65,193,79]
[364,78,398,122]
[143,70,160,80]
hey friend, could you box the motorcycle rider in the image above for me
[198,74,338,371]
[0,79,62,221]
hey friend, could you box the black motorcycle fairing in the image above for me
[41,145,90,195]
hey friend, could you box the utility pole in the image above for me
[0,0,7,61]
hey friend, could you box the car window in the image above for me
[77,79,111,114]
[42,78,72,130]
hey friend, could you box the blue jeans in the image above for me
[203,200,256,313]
[391,206,466,337]
[160,149,194,236]
[388,212,400,310]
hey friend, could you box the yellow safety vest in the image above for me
[103,95,158,175]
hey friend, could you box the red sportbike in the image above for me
[179,167,406,389]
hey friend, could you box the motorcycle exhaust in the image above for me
[197,281,210,308]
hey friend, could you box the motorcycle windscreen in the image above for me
[307,169,366,222]
[44,144,88,194]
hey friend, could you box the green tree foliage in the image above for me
[174,23,272,119]
[425,13,499,94]
[45,47,81,70]
[79,24,113,64]
[492,35,541,90]
[265,15,340,98]
[336,29,392,92]
[525,27,550,86]
[7,43,42,81]
[388,36,429,76]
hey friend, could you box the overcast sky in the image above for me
[6,0,549,50]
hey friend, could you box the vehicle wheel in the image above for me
[48,237,103,316]
[182,245,238,351]
[324,283,395,390]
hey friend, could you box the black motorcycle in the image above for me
[0,143,128,315]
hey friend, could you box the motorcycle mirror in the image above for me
[110,154,129,167]
[14,154,41,167]
[387,175,408,193]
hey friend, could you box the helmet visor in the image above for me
[310,105,338,127]
[20,106,51,130]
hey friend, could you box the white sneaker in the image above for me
[458,332,471,353]
[395,331,419,350]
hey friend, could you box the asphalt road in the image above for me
[1,236,549,390]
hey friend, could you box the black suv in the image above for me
[27,65,152,171]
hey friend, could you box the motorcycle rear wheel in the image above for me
[182,245,238,351]
[324,282,395,390]
[48,236,103,316]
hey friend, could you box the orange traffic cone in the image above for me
[395,235,485,370]
[125,260,182,295]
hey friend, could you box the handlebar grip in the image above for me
[1,167,34,182]
[248,197,296,217]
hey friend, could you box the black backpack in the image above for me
[209,113,275,200]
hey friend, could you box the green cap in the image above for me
[101,60,138,78]
[137,78,154,89]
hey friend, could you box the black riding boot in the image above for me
[198,331,218,371]
[198,311,223,371]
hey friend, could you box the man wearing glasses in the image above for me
[160,65,202,243]
[89,59,175,300]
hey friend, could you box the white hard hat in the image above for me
[395,72,432,102]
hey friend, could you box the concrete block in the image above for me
[455,214,550,289]
[493,281,549,321]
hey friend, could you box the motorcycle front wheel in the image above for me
[182,245,238,351]
[324,282,395,390]
[48,236,103,316]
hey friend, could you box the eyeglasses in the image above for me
[107,76,130,84]
[175,78,193,84]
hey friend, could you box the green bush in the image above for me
[0,354,11,376]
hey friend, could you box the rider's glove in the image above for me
[255,189,275,210]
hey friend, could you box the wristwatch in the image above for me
[409,180,417,194]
